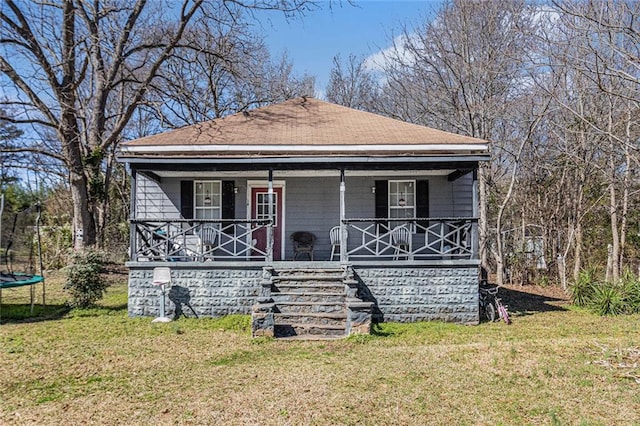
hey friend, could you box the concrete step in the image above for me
[272,282,344,294]
[272,274,345,282]
[273,267,344,274]
[276,335,345,341]
[275,301,346,314]
[271,292,345,304]
[274,323,346,338]
[274,312,347,327]
[273,270,345,281]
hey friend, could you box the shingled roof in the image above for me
[119,97,487,158]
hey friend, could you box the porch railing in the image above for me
[130,217,477,262]
[342,217,477,260]
[130,218,272,262]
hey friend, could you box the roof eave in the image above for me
[119,154,491,168]
[119,143,488,155]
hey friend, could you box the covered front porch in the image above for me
[128,168,479,265]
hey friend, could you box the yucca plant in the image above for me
[590,283,625,316]
[570,268,597,308]
[620,273,640,314]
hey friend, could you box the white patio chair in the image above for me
[151,267,172,323]
[329,226,348,261]
[391,226,411,260]
[198,225,217,260]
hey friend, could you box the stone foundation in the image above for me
[127,263,262,318]
[127,262,479,324]
[352,265,479,324]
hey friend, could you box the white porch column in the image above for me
[340,169,347,264]
[471,170,479,259]
[129,167,137,261]
[267,169,274,262]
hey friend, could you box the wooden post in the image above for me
[267,169,274,262]
[129,168,137,261]
[340,169,347,264]
[471,171,479,260]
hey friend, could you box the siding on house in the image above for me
[135,173,180,219]
[283,176,340,260]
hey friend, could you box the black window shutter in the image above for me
[180,181,194,219]
[374,180,388,231]
[416,180,429,233]
[222,181,235,235]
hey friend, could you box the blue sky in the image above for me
[255,0,441,97]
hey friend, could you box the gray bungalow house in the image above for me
[118,97,489,338]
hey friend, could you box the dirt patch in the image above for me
[504,283,569,300]
[498,284,570,315]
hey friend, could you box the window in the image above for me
[194,181,221,220]
[255,192,277,226]
[389,180,415,231]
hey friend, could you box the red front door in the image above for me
[251,187,283,260]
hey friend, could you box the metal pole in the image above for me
[267,169,274,262]
[159,284,167,318]
[36,203,45,307]
[340,169,347,264]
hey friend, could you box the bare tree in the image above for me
[0,0,324,249]
[0,108,25,186]
[325,53,380,110]
[548,0,640,282]
[378,0,539,281]
[145,8,315,129]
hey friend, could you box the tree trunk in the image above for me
[607,116,620,282]
[572,220,583,282]
[495,131,533,286]
[618,106,632,274]
[70,169,96,249]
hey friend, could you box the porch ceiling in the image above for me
[147,169,457,178]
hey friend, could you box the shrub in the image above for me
[570,268,597,308]
[590,284,625,316]
[64,249,109,308]
[620,272,640,314]
[572,267,640,316]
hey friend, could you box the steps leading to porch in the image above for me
[251,266,374,339]
[271,268,347,338]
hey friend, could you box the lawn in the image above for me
[1,273,639,425]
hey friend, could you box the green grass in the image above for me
[1,275,639,425]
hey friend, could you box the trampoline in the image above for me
[1,272,45,289]
[0,193,46,321]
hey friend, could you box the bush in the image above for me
[570,268,597,308]
[620,270,640,314]
[571,268,640,316]
[64,249,109,308]
[590,284,625,316]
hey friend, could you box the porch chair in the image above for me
[391,225,411,260]
[329,226,347,261]
[151,267,172,323]
[290,231,316,261]
[198,225,217,260]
